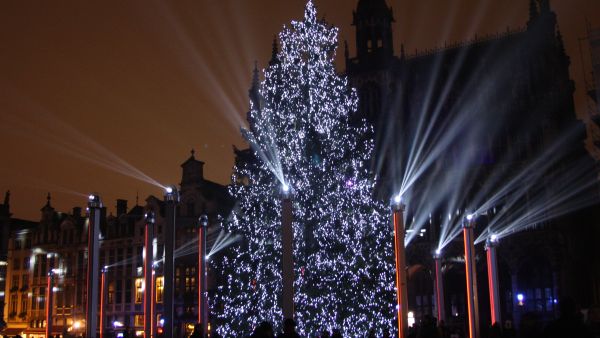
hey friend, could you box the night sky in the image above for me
[1,0,599,220]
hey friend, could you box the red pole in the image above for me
[100,268,106,338]
[392,198,408,338]
[463,215,480,338]
[45,270,54,338]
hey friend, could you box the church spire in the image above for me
[269,36,280,66]
[539,0,550,13]
[528,0,538,27]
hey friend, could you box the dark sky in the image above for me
[1,0,599,220]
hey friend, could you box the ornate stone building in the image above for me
[347,0,599,329]
[1,152,232,338]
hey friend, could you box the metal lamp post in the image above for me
[86,194,103,338]
[485,235,501,326]
[198,214,209,332]
[392,194,408,338]
[45,269,55,338]
[100,266,107,338]
[144,211,156,338]
[463,214,480,338]
[281,183,294,320]
[164,186,178,338]
[433,250,446,324]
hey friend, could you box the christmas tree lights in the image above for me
[215,1,395,335]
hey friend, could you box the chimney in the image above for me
[116,199,128,217]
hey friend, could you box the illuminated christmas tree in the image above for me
[215,1,395,335]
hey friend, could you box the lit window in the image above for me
[156,277,164,303]
[135,279,143,304]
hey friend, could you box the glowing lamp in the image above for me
[164,185,179,202]
[87,193,103,208]
[434,248,442,257]
[199,214,209,228]
[490,234,498,243]
[517,293,524,302]
[144,212,155,224]
[466,213,474,221]
[393,193,402,205]
[282,183,290,193]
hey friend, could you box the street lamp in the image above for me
[463,214,480,338]
[144,211,156,338]
[86,193,103,338]
[391,194,408,338]
[163,185,178,338]
[46,270,55,338]
[100,266,108,338]
[433,249,445,323]
[281,182,294,320]
[485,235,501,326]
[198,214,209,332]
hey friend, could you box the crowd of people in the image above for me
[2,298,599,338]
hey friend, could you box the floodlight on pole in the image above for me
[163,185,178,338]
[433,250,446,324]
[485,235,501,326]
[198,214,209,333]
[281,181,294,320]
[45,270,55,338]
[86,193,103,338]
[100,267,107,338]
[143,211,156,338]
[392,194,408,338]
[463,214,480,338]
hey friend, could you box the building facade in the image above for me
[1,152,232,338]
[347,0,599,330]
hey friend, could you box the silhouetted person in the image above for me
[251,321,274,338]
[503,320,516,338]
[543,298,593,338]
[330,329,342,338]
[367,329,376,338]
[586,305,600,337]
[519,312,542,338]
[418,315,440,338]
[277,318,300,338]
[190,323,204,338]
[488,322,503,338]
[319,330,330,338]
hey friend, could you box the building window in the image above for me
[116,279,122,304]
[125,279,132,304]
[108,281,115,304]
[11,275,19,289]
[10,294,18,315]
[13,258,20,270]
[156,277,164,303]
[20,295,27,314]
[38,287,46,309]
[23,257,30,270]
[21,275,28,289]
[185,267,196,293]
[134,314,144,327]
[135,278,143,304]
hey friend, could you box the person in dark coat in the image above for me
[543,298,593,338]
[277,318,300,338]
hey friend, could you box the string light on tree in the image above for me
[215,1,395,335]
